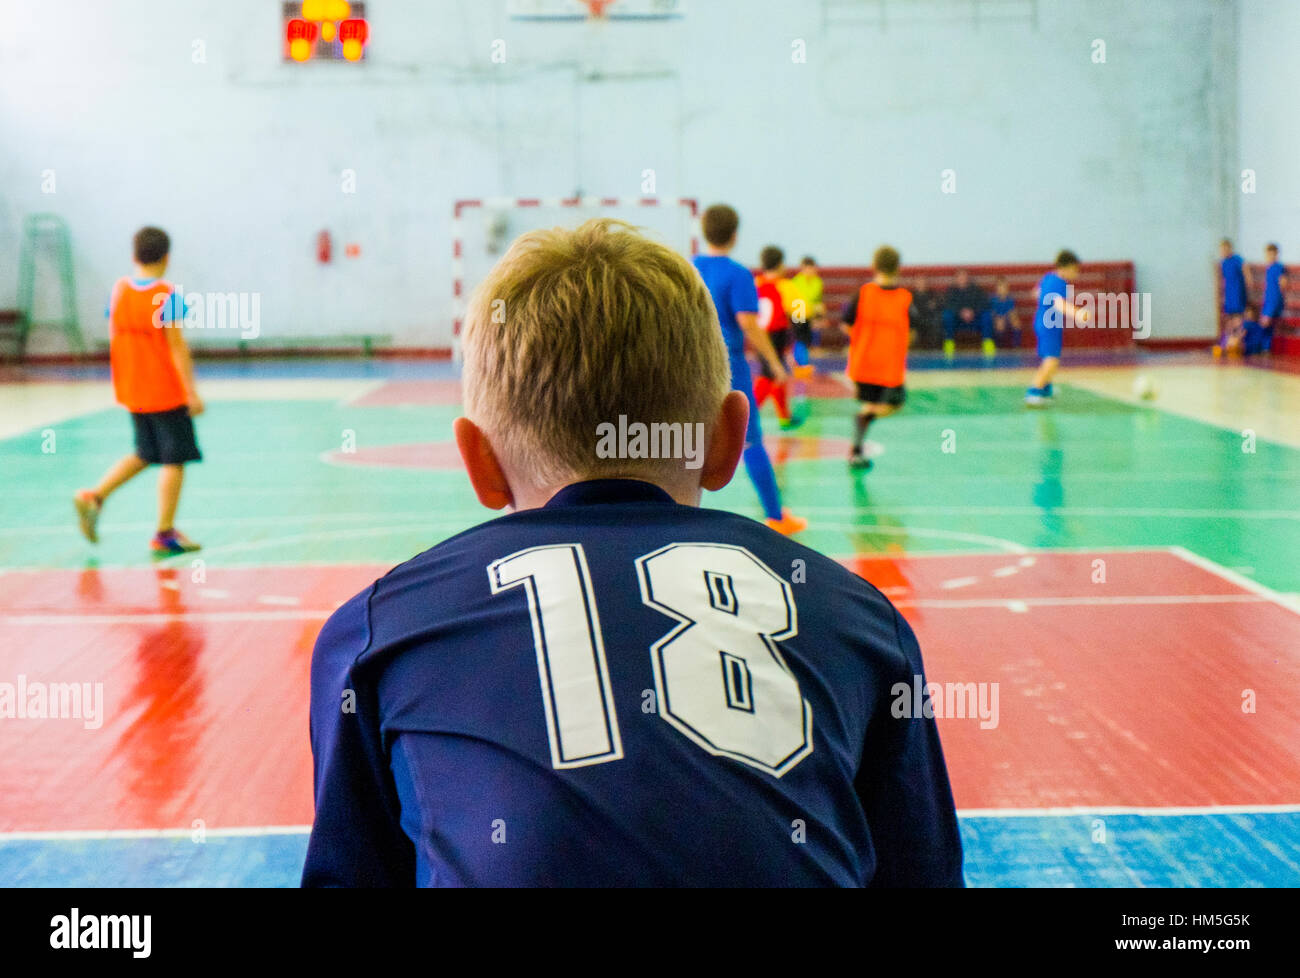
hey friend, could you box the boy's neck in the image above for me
[511,475,700,512]
[704,244,732,257]
[134,262,166,280]
[875,274,898,286]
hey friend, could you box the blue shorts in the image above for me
[1035,325,1063,359]
[728,351,764,449]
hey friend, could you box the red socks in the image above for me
[753,377,791,422]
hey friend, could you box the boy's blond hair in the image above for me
[461,218,729,489]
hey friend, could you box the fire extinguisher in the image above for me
[317,230,332,264]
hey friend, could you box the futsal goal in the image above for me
[450,196,700,357]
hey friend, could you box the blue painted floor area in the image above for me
[0,834,310,888]
[4,813,1298,886]
[960,812,1300,888]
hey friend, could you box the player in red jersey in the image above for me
[754,246,802,431]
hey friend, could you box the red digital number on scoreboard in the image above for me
[283,2,368,62]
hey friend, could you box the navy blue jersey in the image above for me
[303,480,963,887]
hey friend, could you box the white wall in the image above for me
[1237,0,1299,265]
[0,0,1242,350]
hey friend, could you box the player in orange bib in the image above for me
[73,227,205,557]
[840,245,911,471]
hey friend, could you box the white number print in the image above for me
[489,545,624,769]
[636,544,812,777]
[489,543,813,778]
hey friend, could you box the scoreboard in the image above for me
[283,1,369,62]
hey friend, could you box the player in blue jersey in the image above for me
[302,219,963,887]
[692,204,806,535]
[1026,250,1087,407]
[1258,243,1288,353]
[1216,239,1251,356]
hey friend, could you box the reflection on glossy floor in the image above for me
[2,354,1298,886]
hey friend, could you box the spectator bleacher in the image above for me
[813,261,1138,350]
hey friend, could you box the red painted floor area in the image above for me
[348,379,463,406]
[323,435,854,470]
[844,551,1300,810]
[345,373,853,409]
[2,551,1297,833]
[0,565,384,832]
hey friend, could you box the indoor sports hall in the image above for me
[1,0,1297,889]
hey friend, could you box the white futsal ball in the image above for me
[1132,375,1157,400]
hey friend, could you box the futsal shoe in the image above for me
[1043,383,1055,399]
[778,413,805,431]
[848,451,873,471]
[151,529,202,558]
[1024,388,1048,407]
[73,490,101,544]
[764,510,808,536]
[793,363,815,380]
[982,338,996,358]
[943,339,955,360]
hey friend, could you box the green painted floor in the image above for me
[3,383,1297,595]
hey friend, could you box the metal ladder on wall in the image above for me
[5,214,84,360]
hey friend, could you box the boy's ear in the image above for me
[699,391,749,493]
[453,417,514,510]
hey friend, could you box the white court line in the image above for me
[0,825,311,842]
[338,379,391,406]
[793,505,1300,521]
[0,515,479,536]
[959,803,1300,819]
[895,595,1269,610]
[1168,545,1300,617]
[6,805,1298,841]
[2,610,337,625]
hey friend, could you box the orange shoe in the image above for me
[793,364,815,380]
[764,510,808,536]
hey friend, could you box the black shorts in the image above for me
[759,328,792,380]
[791,319,814,348]
[131,406,202,465]
[855,383,906,407]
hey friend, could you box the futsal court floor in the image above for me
[1,352,1298,887]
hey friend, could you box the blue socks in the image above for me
[743,441,783,521]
